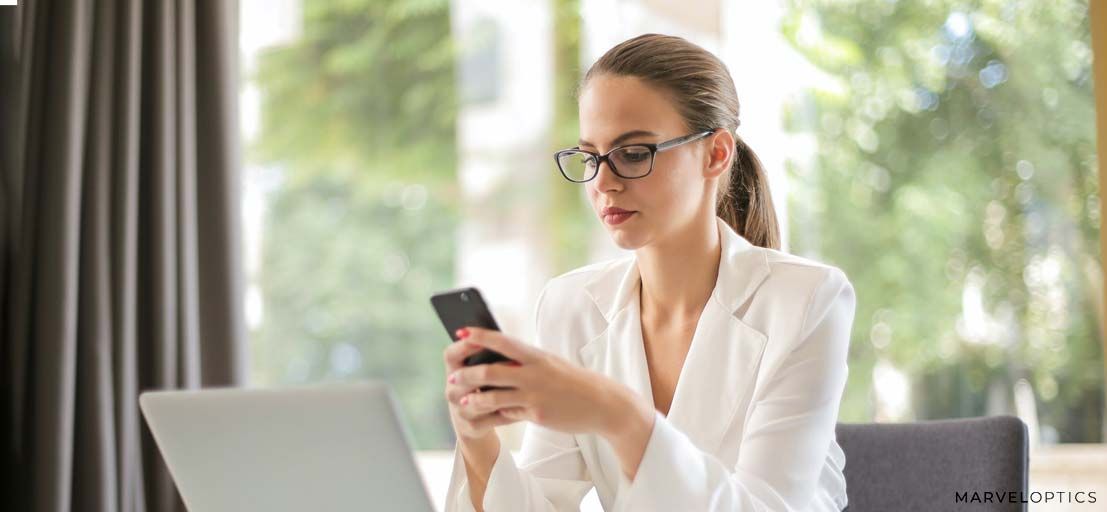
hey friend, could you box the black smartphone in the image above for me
[430,286,513,367]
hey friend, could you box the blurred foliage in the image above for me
[780,0,1104,441]
[248,0,586,450]
[251,0,458,185]
[247,0,1104,449]
[548,0,593,272]
[249,0,460,448]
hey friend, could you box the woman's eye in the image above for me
[621,150,650,162]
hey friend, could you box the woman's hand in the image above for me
[447,327,654,439]
[443,333,519,441]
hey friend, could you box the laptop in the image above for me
[139,381,437,512]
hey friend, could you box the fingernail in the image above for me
[456,328,469,339]
[448,373,457,384]
[460,396,469,405]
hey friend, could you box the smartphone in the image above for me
[430,287,513,367]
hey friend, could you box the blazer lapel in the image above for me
[578,256,654,410]
[579,217,772,454]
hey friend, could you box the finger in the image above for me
[462,389,527,415]
[445,363,519,404]
[443,340,486,371]
[497,407,529,422]
[463,327,539,364]
[445,383,473,405]
[450,363,522,389]
[463,410,518,432]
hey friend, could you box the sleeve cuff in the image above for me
[447,440,519,512]
[448,443,477,512]
[480,439,525,506]
[613,411,708,512]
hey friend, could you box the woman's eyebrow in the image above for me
[578,130,658,147]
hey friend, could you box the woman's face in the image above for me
[578,74,723,250]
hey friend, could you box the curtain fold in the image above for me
[0,1,246,511]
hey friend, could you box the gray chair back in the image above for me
[836,415,1028,511]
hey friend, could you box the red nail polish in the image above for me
[456,328,469,339]
[460,396,469,405]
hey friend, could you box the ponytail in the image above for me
[717,137,781,250]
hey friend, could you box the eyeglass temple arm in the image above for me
[656,130,716,151]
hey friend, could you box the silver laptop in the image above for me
[139,381,436,512]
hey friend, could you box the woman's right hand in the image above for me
[443,329,519,441]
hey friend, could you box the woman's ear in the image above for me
[704,129,735,178]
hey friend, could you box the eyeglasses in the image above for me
[553,130,716,183]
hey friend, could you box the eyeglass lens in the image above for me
[557,145,652,182]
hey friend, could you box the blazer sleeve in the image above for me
[443,280,596,511]
[610,267,856,512]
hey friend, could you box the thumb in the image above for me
[464,327,538,364]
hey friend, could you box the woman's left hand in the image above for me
[449,327,652,438]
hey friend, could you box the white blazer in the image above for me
[445,216,855,511]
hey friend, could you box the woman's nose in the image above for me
[592,159,622,191]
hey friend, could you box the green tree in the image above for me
[247,0,588,449]
[249,0,461,448]
[547,0,594,272]
[781,0,1103,441]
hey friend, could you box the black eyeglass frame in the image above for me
[553,129,717,183]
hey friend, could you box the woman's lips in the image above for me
[603,211,636,225]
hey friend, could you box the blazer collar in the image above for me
[583,216,771,322]
[576,217,773,456]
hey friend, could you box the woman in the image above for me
[442,33,855,512]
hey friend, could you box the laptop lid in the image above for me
[139,381,435,512]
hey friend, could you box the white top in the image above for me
[445,216,854,511]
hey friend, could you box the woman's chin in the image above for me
[608,229,646,251]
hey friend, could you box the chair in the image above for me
[836,415,1029,512]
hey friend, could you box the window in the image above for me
[241,0,461,449]
[239,0,1105,462]
[779,0,1102,442]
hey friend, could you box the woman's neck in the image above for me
[636,216,722,323]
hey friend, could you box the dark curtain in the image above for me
[0,1,247,511]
